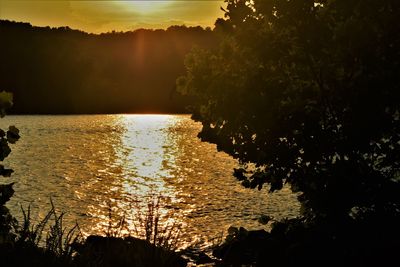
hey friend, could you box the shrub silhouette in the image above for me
[178,0,400,265]
[0,91,20,244]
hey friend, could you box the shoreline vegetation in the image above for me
[1,196,192,267]
[1,0,399,266]
[175,0,399,266]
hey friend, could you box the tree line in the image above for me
[0,20,217,114]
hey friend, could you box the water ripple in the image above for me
[1,114,300,248]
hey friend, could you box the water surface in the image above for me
[1,115,299,248]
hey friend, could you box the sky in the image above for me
[0,0,226,33]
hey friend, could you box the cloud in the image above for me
[0,0,73,26]
[0,0,226,33]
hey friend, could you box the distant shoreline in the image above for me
[1,20,215,117]
[6,112,192,116]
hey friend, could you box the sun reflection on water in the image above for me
[119,114,178,196]
[3,114,300,250]
[86,115,184,243]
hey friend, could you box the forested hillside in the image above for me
[0,20,217,114]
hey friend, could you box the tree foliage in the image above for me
[177,0,400,222]
[0,91,20,243]
[0,21,217,114]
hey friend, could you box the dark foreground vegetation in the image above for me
[178,0,400,266]
[0,21,217,114]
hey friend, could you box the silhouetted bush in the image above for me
[0,91,20,244]
[178,0,400,265]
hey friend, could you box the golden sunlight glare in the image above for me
[119,0,172,15]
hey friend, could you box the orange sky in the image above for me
[0,0,226,33]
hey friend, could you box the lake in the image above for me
[1,115,299,249]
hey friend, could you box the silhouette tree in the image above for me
[178,0,400,225]
[0,91,20,244]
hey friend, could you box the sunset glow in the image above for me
[118,1,172,15]
[0,0,226,33]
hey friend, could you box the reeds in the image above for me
[104,194,182,251]
[18,199,83,259]
[10,195,185,267]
